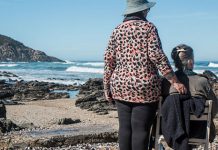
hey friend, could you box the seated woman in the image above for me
[161,44,218,150]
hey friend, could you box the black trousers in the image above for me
[115,100,158,150]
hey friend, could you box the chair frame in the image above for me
[155,99,213,150]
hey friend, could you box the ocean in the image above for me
[0,61,218,85]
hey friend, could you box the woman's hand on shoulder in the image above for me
[168,74,187,95]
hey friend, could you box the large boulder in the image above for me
[75,78,116,115]
[0,119,22,134]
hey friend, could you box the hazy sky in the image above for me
[0,0,218,61]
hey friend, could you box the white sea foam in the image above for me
[62,60,76,64]
[0,64,18,67]
[41,79,84,85]
[193,69,205,74]
[17,75,84,85]
[17,62,28,64]
[208,62,218,68]
[82,62,104,67]
[66,66,104,74]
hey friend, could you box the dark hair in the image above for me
[171,44,194,70]
[125,11,144,18]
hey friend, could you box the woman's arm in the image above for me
[103,31,116,101]
[147,25,187,94]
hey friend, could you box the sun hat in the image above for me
[124,0,156,15]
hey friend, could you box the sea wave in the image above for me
[193,69,205,74]
[16,62,28,64]
[41,79,84,85]
[82,62,104,67]
[66,66,103,74]
[0,64,18,67]
[208,62,218,68]
[63,60,76,64]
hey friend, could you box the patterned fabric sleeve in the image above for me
[103,31,116,101]
[147,25,174,78]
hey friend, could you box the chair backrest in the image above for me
[188,100,212,150]
[155,99,213,150]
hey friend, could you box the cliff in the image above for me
[0,34,64,62]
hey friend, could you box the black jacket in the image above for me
[161,94,206,150]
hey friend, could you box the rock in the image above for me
[0,80,5,84]
[75,78,116,115]
[0,34,64,62]
[79,78,103,95]
[203,70,218,85]
[0,71,19,78]
[11,80,79,101]
[213,83,218,97]
[0,119,23,133]
[19,122,36,129]
[202,70,218,97]
[30,132,118,148]
[0,101,6,118]
[57,118,81,125]
[1,99,19,105]
[0,71,80,102]
[47,93,70,99]
[0,91,14,99]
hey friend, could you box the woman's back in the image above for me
[105,19,173,103]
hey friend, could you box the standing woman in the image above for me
[103,0,186,150]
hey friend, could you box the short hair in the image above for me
[171,44,194,70]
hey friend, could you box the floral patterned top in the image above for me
[104,19,174,103]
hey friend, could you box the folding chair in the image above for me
[155,99,213,150]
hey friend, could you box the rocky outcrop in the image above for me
[213,84,218,97]
[0,34,63,62]
[30,132,118,148]
[0,72,80,102]
[0,119,22,135]
[203,70,218,96]
[75,78,116,115]
[12,80,71,101]
[0,131,118,149]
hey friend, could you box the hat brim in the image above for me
[123,2,156,15]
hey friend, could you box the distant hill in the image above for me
[0,34,64,62]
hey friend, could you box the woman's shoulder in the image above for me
[115,20,156,29]
[189,74,210,88]
[191,74,209,83]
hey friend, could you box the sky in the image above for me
[0,0,218,61]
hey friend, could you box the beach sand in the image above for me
[1,99,119,149]
[6,99,118,130]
